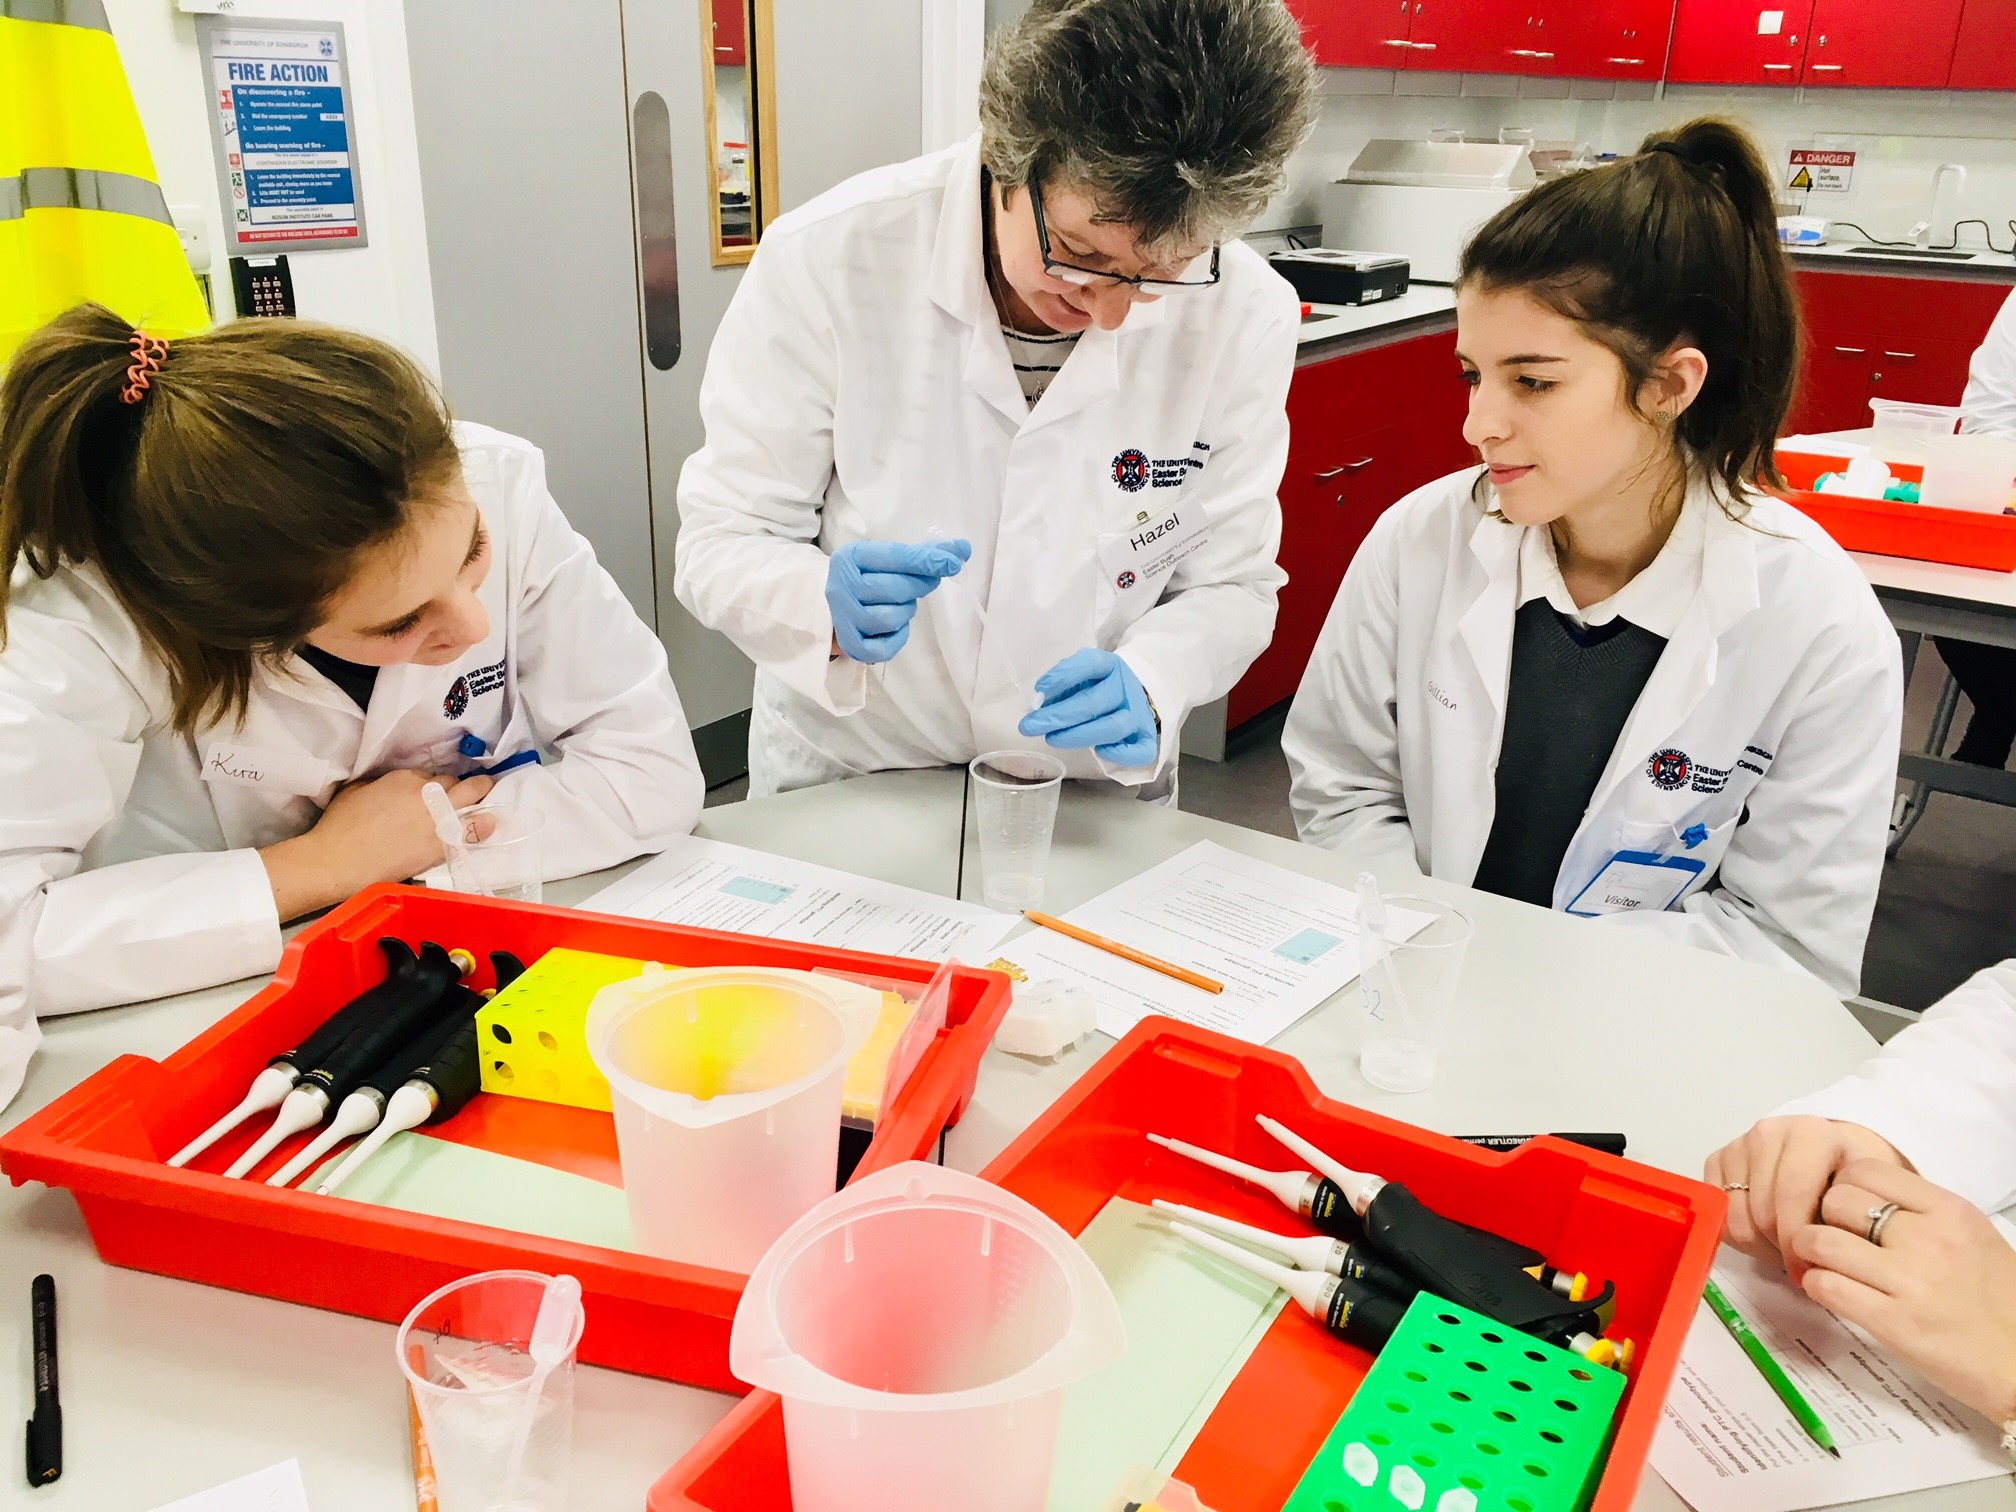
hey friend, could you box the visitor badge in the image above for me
[198,741,336,797]
[1565,850,1706,918]
[1097,505,1212,594]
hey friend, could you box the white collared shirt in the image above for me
[1514,485,1709,637]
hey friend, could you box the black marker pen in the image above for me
[25,1273,59,1486]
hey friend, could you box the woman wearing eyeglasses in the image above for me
[675,0,1314,797]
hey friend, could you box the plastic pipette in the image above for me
[1146,1131,1363,1240]
[1355,871,1417,1041]
[314,1021,484,1197]
[421,781,488,896]
[267,952,527,1189]
[223,943,471,1180]
[167,939,423,1168]
[1166,1220,1407,1351]
[1149,1200,1414,1294]
[503,1274,582,1496]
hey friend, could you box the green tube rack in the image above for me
[1280,1294,1626,1512]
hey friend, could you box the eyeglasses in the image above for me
[1028,180,1222,290]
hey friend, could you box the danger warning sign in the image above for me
[1788,148,1855,194]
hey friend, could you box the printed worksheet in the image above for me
[992,840,1429,1044]
[148,1460,312,1512]
[1650,1248,2008,1512]
[583,835,1019,962]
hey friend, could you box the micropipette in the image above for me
[167,939,424,1168]
[1149,1200,1414,1294]
[223,943,471,1180]
[1146,1131,1365,1240]
[266,951,527,1189]
[1166,1220,1407,1352]
[314,1019,484,1197]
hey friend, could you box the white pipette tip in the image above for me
[166,1065,297,1168]
[265,1092,383,1188]
[1166,1220,1330,1318]
[1255,1114,1383,1214]
[1151,1199,1338,1274]
[314,1082,433,1196]
[420,780,463,847]
[1145,1131,1312,1213]
[221,1086,328,1180]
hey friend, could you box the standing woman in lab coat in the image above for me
[1284,119,1903,996]
[676,0,1316,797]
[0,305,705,1111]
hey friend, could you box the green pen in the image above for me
[1702,1278,1842,1459]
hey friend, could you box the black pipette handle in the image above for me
[362,992,480,1099]
[275,939,420,1073]
[490,950,529,992]
[1305,1177,1365,1241]
[410,1021,483,1122]
[299,943,466,1105]
[1319,1272,1411,1351]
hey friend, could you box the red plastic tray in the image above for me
[1777,448,2016,571]
[649,1019,1724,1512]
[0,885,1012,1392]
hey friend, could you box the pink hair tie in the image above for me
[120,332,169,405]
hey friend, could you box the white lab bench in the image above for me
[3,770,2007,1512]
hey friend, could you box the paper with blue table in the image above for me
[995,841,1435,1045]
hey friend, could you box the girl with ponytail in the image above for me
[1285,118,1902,996]
[0,305,704,1108]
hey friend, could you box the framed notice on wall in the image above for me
[196,16,369,251]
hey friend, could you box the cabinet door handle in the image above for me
[1763,62,1794,70]
[1833,345,1867,355]
[1383,37,1413,46]
[1883,350,1918,360]
[1809,63,1843,71]
[1607,56,1645,65]
[1411,40,1437,49]
[1530,49,1554,57]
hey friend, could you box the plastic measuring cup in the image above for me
[1920,431,2016,513]
[1356,893,1473,1094]
[969,750,1066,913]
[1868,397,1963,438]
[396,1269,584,1512]
[444,803,545,903]
[586,967,877,1271]
[731,1161,1126,1512]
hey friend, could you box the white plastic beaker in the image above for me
[731,1161,1126,1512]
[586,968,876,1272]
[1920,431,2016,513]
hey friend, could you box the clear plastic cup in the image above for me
[585,968,876,1271]
[396,1270,583,1512]
[1919,431,2016,513]
[731,1161,1126,1512]
[969,750,1066,913]
[446,804,545,903]
[1357,895,1474,1094]
[1868,397,1963,438]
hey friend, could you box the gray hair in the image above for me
[979,0,1316,258]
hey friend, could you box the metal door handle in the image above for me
[1833,345,1867,355]
[1763,62,1794,70]
[1883,351,1918,360]
[1607,56,1645,64]
[1810,63,1843,71]
[1320,458,1377,484]
[1383,37,1412,45]
[1510,47,1540,55]
[1412,40,1437,49]
[1530,49,1554,57]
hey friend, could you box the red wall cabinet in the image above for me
[1949,0,2016,88]
[1668,1,1815,84]
[1288,0,1418,67]
[1553,0,1676,79]
[1801,0,1965,86]
[1787,270,2010,436]
[711,0,747,67]
[1231,331,1473,729]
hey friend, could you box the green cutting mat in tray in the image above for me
[1281,1295,1626,1512]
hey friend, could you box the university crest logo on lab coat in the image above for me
[1646,748,1692,791]
[443,658,508,719]
[1111,448,1149,493]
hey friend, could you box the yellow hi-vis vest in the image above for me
[0,0,212,365]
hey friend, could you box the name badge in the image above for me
[198,742,335,797]
[1097,506,1212,593]
[1565,850,1706,918]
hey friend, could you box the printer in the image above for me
[1319,140,1536,284]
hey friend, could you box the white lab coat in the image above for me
[1962,287,2016,438]
[1282,469,1903,996]
[675,133,1295,797]
[0,423,704,1111]
[1775,960,2016,1214]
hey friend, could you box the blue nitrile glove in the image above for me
[824,538,971,664]
[1019,648,1160,767]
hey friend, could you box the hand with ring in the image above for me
[1703,1115,1912,1280]
[1788,1159,2016,1426]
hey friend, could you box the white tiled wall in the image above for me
[1277,72,2016,254]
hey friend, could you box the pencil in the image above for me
[1702,1278,1842,1458]
[1022,911,1225,994]
[409,1387,440,1512]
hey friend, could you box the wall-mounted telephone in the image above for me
[229,255,297,318]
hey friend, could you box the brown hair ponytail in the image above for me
[1457,117,1800,503]
[0,303,461,732]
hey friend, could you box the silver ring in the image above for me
[1867,1201,1901,1245]
[1722,1182,1750,1192]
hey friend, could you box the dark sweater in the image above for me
[298,643,379,712]
[1471,598,1669,908]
